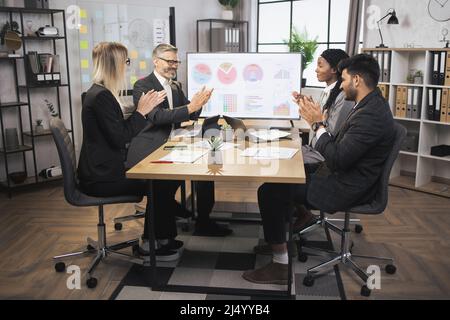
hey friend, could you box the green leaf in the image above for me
[283,27,318,70]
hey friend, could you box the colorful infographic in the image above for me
[187,53,302,119]
[217,62,237,84]
[192,63,212,84]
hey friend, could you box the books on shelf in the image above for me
[427,87,450,122]
[25,52,60,85]
[378,84,389,100]
[210,27,240,52]
[395,86,422,120]
[430,51,447,86]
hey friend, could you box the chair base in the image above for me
[53,221,147,289]
[298,213,396,297]
[297,212,362,236]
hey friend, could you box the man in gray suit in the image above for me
[243,54,395,284]
[127,44,232,249]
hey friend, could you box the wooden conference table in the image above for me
[126,126,306,297]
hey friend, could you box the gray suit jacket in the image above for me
[125,72,202,168]
[306,88,395,213]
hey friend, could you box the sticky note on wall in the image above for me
[130,50,138,59]
[81,60,89,69]
[82,74,90,83]
[80,40,88,50]
[130,76,137,85]
[80,9,87,18]
[139,61,147,70]
[79,25,87,34]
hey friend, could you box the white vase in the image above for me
[222,10,233,20]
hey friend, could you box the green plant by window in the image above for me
[284,27,319,70]
[218,0,240,10]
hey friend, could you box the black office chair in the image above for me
[299,122,406,297]
[50,118,145,289]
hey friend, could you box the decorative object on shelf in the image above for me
[35,119,44,133]
[284,27,318,87]
[45,99,58,117]
[38,165,62,179]
[430,144,450,157]
[1,21,22,51]
[25,20,35,37]
[428,0,450,22]
[376,8,399,48]
[4,128,19,150]
[207,136,224,165]
[8,171,27,184]
[218,0,239,20]
[406,69,416,84]
[414,70,424,84]
[440,28,449,48]
[36,25,59,37]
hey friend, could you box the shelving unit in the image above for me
[363,48,450,198]
[0,6,74,197]
[196,19,249,52]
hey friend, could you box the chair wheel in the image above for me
[355,224,363,233]
[298,252,308,262]
[86,277,97,289]
[54,261,66,272]
[361,285,371,297]
[385,264,397,274]
[114,223,122,231]
[87,244,95,251]
[303,275,315,287]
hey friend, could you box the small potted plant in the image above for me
[218,0,239,20]
[284,27,318,87]
[221,123,233,142]
[413,70,423,84]
[35,119,44,133]
[207,136,224,165]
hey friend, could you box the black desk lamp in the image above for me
[376,9,399,48]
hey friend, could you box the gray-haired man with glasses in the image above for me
[127,44,232,261]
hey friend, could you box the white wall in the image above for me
[364,0,450,49]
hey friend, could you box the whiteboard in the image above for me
[187,53,302,119]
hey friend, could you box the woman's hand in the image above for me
[136,90,167,116]
[298,96,324,126]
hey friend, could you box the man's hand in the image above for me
[297,96,324,127]
[136,90,167,116]
[188,86,214,114]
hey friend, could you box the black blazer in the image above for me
[307,89,395,213]
[126,72,202,168]
[77,84,147,183]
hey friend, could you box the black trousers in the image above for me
[80,179,214,240]
[257,163,319,245]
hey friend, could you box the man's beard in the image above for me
[344,85,357,101]
[164,67,177,78]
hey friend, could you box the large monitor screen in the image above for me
[187,53,302,119]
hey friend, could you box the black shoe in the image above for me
[139,241,180,262]
[162,239,184,252]
[194,221,233,237]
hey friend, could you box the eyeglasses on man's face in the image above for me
[158,57,181,66]
[126,58,131,66]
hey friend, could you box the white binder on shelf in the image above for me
[406,87,413,118]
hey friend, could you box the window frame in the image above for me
[256,0,360,88]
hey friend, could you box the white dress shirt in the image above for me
[154,70,173,110]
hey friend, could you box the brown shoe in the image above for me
[293,206,318,233]
[242,262,288,285]
[253,242,298,257]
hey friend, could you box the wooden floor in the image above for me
[0,182,449,300]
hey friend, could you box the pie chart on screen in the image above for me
[243,64,263,82]
[192,63,212,84]
[217,62,237,84]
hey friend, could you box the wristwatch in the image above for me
[312,121,326,132]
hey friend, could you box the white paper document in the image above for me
[248,129,291,141]
[241,147,298,160]
[192,140,238,150]
[171,126,202,138]
[159,149,208,163]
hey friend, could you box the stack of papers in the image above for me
[171,127,202,138]
[159,149,208,163]
[241,147,298,160]
[248,129,291,141]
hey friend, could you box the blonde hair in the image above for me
[92,42,128,104]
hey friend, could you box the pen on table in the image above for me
[150,160,173,164]
[163,145,188,150]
